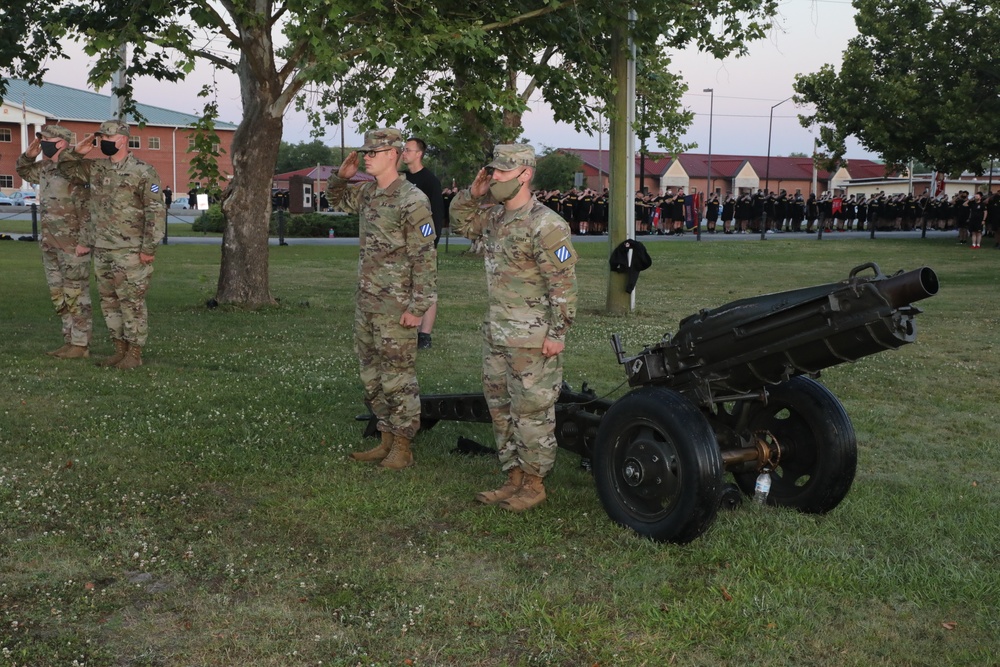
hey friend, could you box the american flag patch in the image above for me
[420,223,434,237]
[151,184,160,193]
[555,245,571,263]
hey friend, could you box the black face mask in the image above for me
[100,140,120,157]
[40,141,60,158]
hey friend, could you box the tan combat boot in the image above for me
[55,345,90,359]
[350,430,394,462]
[114,344,143,370]
[47,343,73,357]
[498,473,546,512]
[379,435,415,470]
[475,467,524,505]
[97,339,129,367]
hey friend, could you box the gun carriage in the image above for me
[379,263,938,543]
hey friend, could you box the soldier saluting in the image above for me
[68,120,164,369]
[450,144,578,512]
[327,128,437,470]
[15,125,93,359]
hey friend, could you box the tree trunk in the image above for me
[214,48,282,307]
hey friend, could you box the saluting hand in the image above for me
[470,168,491,198]
[338,152,359,180]
[75,133,96,155]
[25,138,41,159]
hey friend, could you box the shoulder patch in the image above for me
[151,184,160,193]
[420,222,434,238]
[541,226,577,268]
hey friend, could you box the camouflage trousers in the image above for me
[94,248,154,346]
[482,326,563,478]
[40,243,92,347]
[355,308,421,439]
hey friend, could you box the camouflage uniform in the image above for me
[450,145,578,478]
[326,129,437,439]
[67,120,164,348]
[15,125,93,347]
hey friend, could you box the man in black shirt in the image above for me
[402,137,445,349]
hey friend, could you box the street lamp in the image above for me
[762,96,792,240]
[764,96,792,195]
[703,88,714,230]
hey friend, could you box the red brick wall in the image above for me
[1,119,235,194]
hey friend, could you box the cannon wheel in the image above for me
[734,376,857,514]
[593,387,723,544]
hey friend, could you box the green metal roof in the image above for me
[1,79,238,130]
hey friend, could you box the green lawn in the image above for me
[0,237,997,666]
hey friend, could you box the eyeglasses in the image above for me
[358,148,395,158]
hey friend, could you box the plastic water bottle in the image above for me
[754,472,771,504]
[328,228,335,238]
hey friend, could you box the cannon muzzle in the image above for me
[866,264,939,308]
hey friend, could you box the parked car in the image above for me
[169,194,190,209]
[11,191,38,206]
[0,193,14,206]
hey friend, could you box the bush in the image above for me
[269,211,359,238]
[192,206,359,238]
[192,204,225,233]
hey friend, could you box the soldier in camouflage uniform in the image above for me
[450,144,578,512]
[326,128,437,470]
[15,125,93,359]
[66,120,165,370]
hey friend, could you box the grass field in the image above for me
[1,235,997,666]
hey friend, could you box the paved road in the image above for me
[1,227,960,246]
[1,204,961,245]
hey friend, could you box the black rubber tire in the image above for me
[593,387,724,543]
[734,376,857,513]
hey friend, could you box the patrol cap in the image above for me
[487,144,536,171]
[360,128,404,151]
[96,119,131,137]
[40,124,73,143]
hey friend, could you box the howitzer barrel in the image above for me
[870,265,939,308]
[618,264,938,403]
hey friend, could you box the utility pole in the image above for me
[606,11,637,315]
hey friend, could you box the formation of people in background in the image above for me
[626,187,997,244]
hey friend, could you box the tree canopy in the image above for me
[533,149,585,192]
[794,0,1000,176]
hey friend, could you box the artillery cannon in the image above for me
[408,263,938,543]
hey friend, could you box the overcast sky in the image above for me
[37,0,872,159]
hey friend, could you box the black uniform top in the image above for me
[405,166,445,238]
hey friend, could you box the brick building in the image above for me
[0,79,237,195]
[562,148,890,197]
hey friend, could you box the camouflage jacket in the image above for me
[327,174,437,316]
[450,191,577,347]
[15,152,90,252]
[65,151,165,255]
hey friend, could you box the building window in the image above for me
[148,137,161,150]
[0,128,11,142]
[0,175,13,188]
[70,133,78,145]
[128,136,141,149]
[188,138,196,149]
